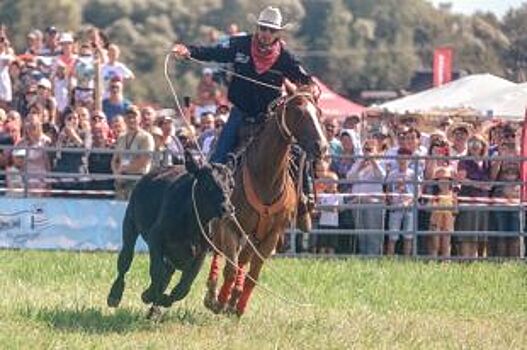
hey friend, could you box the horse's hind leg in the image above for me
[107,207,139,307]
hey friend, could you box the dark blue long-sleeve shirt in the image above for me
[189,35,312,118]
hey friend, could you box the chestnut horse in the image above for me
[204,88,328,316]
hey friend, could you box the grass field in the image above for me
[1,250,527,349]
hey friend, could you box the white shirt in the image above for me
[102,62,134,95]
[0,52,13,101]
[318,194,342,227]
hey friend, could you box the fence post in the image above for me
[412,154,419,256]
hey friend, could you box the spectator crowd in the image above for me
[0,24,524,259]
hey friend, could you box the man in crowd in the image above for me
[102,76,131,123]
[111,105,154,200]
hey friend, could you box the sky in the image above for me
[428,0,526,17]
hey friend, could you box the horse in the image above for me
[203,87,328,316]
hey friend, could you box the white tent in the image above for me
[467,82,527,120]
[378,74,516,115]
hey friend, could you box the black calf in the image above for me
[107,151,233,310]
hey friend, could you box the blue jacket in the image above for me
[189,35,312,118]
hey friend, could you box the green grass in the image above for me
[1,250,527,349]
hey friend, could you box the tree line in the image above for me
[1,0,526,105]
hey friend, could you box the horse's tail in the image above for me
[107,196,140,308]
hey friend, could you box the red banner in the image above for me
[433,47,453,87]
[521,109,527,202]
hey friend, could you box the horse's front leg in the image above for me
[226,245,254,314]
[214,218,247,313]
[236,229,281,317]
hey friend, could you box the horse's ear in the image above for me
[184,150,200,174]
[284,79,297,96]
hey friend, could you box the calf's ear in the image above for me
[184,150,200,174]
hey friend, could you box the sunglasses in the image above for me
[258,25,278,34]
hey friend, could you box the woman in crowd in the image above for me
[347,139,386,255]
[489,140,521,257]
[17,112,52,196]
[53,109,92,195]
[455,135,491,258]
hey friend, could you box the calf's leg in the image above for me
[141,227,169,307]
[166,253,206,305]
[107,209,139,307]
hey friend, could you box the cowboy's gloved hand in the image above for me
[172,44,190,59]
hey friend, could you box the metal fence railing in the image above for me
[2,144,526,259]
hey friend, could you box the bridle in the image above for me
[266,91,321,143]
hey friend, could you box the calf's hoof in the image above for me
[141,288,154,304]
[158,294,173,308]
[107,295,121,308]
[107,279,125,307]
[146,306,163,321]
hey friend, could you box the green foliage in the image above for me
[0,0,525,105]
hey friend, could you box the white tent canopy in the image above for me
[466,82,527,120]
[378,74,516,115]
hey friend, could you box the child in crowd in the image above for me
[316,171,341,254]
[386,147,416,256]
[427,167,457,258]
[6,148,25,197]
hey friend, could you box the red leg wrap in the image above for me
[234,264,245,291]
[208,253,221,282]
[217,277,235,305]
[237,283,255,314]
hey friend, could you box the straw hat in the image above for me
[447,122,474,142]
[248,6,294,30]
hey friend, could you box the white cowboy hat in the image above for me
[248,6,294,31]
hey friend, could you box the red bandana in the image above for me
[251,35,282,75]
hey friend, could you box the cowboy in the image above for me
[172,6,315,164]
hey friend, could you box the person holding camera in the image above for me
[347,139,386,255]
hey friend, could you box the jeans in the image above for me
[210,107,243,164]
[388,209,414,241]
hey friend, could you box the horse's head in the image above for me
[271,85,328,160]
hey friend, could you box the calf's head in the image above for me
[185,151,234,220]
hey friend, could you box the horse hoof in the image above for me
[225,304,238,316]
[205,299,225,315]
[146,306,163,321]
